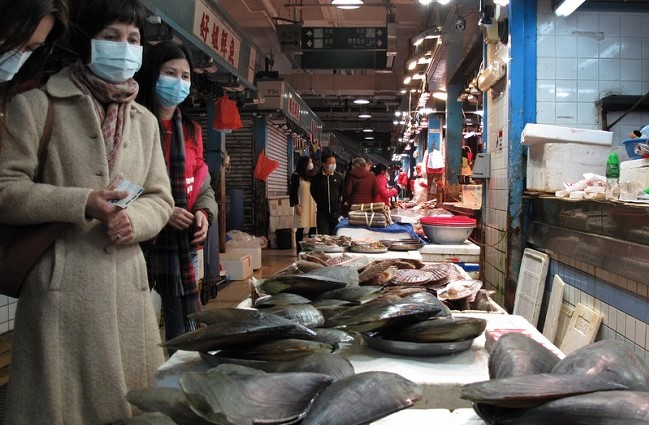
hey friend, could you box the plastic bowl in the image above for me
[422,224,474,245]
[623,138,645,160]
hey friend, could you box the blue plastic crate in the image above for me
[623,138,645,160]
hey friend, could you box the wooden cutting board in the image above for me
[542,274,566,344]
[559,303,602,355]
[513,248,550,327]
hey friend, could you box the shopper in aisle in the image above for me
[342,156,377,211]
[0,0,174,423]
[410,162,429,205]
[289,155,317,252]
[373,163,398,205]
[310,153,344,235]
[135,40,218,345]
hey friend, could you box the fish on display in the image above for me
[215,338,336,362]
[126,387,213,425]
[262,304,325,328]
[260,266,357,297]
[380,316,486,343]
[488,332,561,379]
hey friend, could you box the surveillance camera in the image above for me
[455,17,466,32]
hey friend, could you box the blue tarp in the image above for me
[335,219,428,244]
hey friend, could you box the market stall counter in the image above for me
[155,312,562,414]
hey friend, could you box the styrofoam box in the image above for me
[526,143,610,192]
[521,123,613,146]
[225,246,262,270]
[620,158,649,184]
[220,253,253,280]
[420,241,480,263]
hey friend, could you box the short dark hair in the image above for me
[0,0,68,56]
[374,163,388,175]
[68,0,147,63]
[135,41,197,140]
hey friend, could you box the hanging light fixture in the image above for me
[362,123,374,133]
[332,0,363,9]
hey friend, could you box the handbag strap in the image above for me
[35,94,54,183]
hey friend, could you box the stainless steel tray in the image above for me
[361,333,474,357]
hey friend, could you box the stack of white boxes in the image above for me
[268,196,294,249]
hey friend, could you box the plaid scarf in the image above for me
[70,62,138,172]
[147,109,200,331]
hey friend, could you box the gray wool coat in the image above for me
[0,67,174,424]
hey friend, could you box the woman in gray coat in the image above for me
[0,0,173,423]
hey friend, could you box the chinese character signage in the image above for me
[193,0,241,67]
[287,96,301,123]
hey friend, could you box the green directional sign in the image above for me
[301,27,388,51]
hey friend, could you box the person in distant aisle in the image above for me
[290,155,317,253]
[373,163,398,205]
[0,0,174,423]
[343,156,377,209]
[135,40,218,345]
[410,162,429,205]
[310,154,344,235]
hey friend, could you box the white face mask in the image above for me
[0,50,32,82]
[328,164,336,173]
[89,39,143,83]
[307,162,314,170]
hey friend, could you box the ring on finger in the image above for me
[116,233,123,240]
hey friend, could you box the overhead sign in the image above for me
[302,27,387,51]
[193,0,241,67]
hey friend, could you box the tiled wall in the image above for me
[539,253,649,357]
[0,296,15,335]
[536,0,649,147]
[483,44,511,307]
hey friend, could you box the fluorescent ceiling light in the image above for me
[437,0,451,4]
[418,0,432,5]
[362,126,374,133]
[554,0,585,16]
[407,59,417,70]
[352,97,370,104]
[394,111,401,117]
[358,110,372,119]
[365,136,374,140]
[432,91,447,100]
[403,76,412,85]
[332,0,363,6]
[494,0,509,5]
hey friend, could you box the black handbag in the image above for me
[0,96,66,298]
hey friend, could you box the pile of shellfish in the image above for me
[461,332,649,424]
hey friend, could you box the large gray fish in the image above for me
[254,292,312,307]
[301,371,421,425]
[126,388,212,425]
[489,332,561,379]
[180,370,333,425]
[262,304,325,328]
[215,338,336,362]
[481,390,649,424]
[260,266,357,297]
[315,285,384,305]
[552,339,649,391]
[381,316,486,343]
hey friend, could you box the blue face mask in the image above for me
[156,75,191,108]
[0,50,32,82]
[88,39,142,83]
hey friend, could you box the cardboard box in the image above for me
[220,253,253,280]
[225,246,262,270]
[526,143,610,192]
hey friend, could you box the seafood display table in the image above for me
[155,313,560,413]
[322,250,424,261]
[372,408,486,424]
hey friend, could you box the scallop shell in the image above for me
[436,279,483,301]
[389,269,436,286]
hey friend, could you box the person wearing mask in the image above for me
[0,0,174,423]
[373,163,398,205]
[343,156,377,209]
[310,154,343,235]
[135,40,218,345]
[0,0,68,120]
[289,155,316,253]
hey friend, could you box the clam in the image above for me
[311,328,359,345]
[180,370,333,425]
[164,310,316,352]
[275,352,355,381]
[215,338,336,362]
[478,390,649,424]
[461,373,627,409]
[436,279,483,301]
[295,259,325,273]
[324,298,443,333]
[260,266,357,297]
[315,285,384,305]
[301,371,421,425]
[552,340,649,391]
[381,316,486,343]
[489,332,561,379]
[262,304,325,328]
[126,388,212,425]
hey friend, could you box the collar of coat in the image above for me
[44,66,148,117]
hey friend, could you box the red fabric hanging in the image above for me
[213,95,243,130]
[253,149,279,181]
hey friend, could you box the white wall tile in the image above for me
[537,57,556,80]
[537,102,557,124]
[621,81,642,96]
[620,59,642,81]
[556,102,578,125]
[0,296,7,307]
[555,58,578,80]
[556,80,577,101]
[599,37,621,59]
[577,80,599,102]
[578,58,599,80]
[537,80,556,102]
[537,35,556,58]
[577,102,598,126]
[599,80,621,96]
[599,58,621,80]
[537,13,556,36]
[599,14,621,37]
[577,13,600,32]
[556,35,578,58]
[577,36,599,59]
[621,15,642,37]
[620,37,642,59]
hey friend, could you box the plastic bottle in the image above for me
[605,152,620,201]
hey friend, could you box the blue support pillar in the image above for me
[506,0,536,310]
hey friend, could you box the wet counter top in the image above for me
[156,312,560,414]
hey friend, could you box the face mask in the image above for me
[89,39,142,83]
[0,50,32,82]
[328,164,336,173]
[307,162,314,171]
[156,75,191,108]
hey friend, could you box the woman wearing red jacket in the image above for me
[135,41,218,347]
[373,163,398,205]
